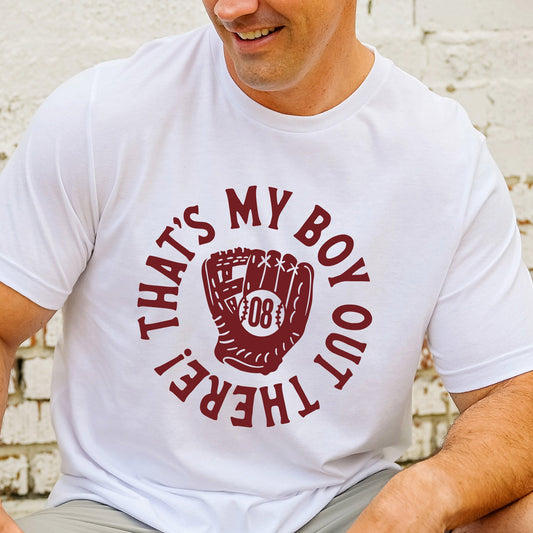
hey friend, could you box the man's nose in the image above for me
[214,0,260,21]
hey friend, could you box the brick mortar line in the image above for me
[0,443,58,458]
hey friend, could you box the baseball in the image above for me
[239,289,286,337]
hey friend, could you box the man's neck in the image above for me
[224,40,375,116]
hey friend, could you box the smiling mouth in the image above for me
[236,27,280,40]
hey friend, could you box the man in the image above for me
[1,0,532,531]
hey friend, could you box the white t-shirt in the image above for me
[1,25,532,533]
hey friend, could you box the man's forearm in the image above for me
[435,371,533,527]
[348,371,533,532]
[454,492,533,533]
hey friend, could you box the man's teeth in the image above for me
[237,27,276,40]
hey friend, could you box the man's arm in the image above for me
[0,281,56,532]
[347,370,533,532]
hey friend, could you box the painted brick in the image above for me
[449,396,460,417]
[0,455,28,496]
[425,40,480,82]
[44,310,62,348]
[435,420,452,450]
[8,368,17,396]
[424,31,533,83]
[510,183,533,223]
[0,402,56,445]
[519,223,533,269]
[417,0,533,32]
[355,0,371,33]
[0,1,209,103]
[418,340,435,371]
[0,97,41,158]
[29,449,61,494]
[488,131,533,179]
[22,357,53,400]
[0,0,210,45]
[488,81,533,133]
[368,30,428,79]
[399,420,433,462]
[412,375,448,416]
[365,0,414,30]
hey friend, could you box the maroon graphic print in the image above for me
[202,248,314,375]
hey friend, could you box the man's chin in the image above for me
[231,63,297,94]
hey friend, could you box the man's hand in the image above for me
[346,462,453,532]
[0,502,24,533]
[347,371,533,532]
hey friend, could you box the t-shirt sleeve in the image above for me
[0,68,99,310]
[427,137,533,393]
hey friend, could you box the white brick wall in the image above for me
[416,0,533,31]
[29,451,61,495]
[1,0,532,517]
[0,456,28,496]
[1,402,55,446]
[22,358,53,401]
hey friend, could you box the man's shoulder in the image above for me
[384,58,464,117]
[373,53,481,149]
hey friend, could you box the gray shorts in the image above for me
[16,469,398,533]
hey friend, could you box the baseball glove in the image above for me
[202,248,314,375]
